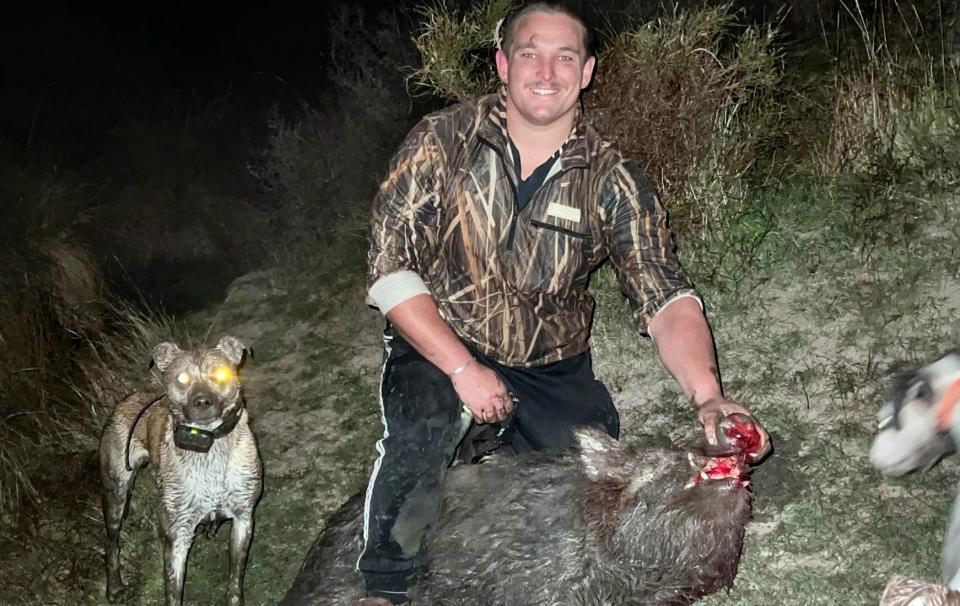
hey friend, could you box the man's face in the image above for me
[495,12,595,130]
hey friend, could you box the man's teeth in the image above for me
[531,88,558,95]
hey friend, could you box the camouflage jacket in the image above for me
[367,91,698,368]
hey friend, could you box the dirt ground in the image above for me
[3,215,960,605]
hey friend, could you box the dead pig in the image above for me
[281,416,763,606]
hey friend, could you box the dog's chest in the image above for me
[159,436,259,522]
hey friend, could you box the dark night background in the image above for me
[0,0,824,154]
[0,0,432,315]
[2,1,347,148]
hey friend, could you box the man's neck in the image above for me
[505,105,576,180]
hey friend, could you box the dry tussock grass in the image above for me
[588,5,782,235]
[816,0,960,177]
[409,0,513,102]
[0,291,176,523]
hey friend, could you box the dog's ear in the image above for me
[217,335,247,366]
[152,342,182,372]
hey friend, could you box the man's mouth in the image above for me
[530,87,559,96]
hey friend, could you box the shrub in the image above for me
[588,5,782,236]
[815,0,960,182]
[407,1,784,238]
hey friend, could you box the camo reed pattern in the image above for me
[368,91,696,367]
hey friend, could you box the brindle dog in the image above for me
[99,335,262,606]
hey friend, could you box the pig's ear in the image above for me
[574,426,631,484]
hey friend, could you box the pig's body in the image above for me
[282,429,752,606]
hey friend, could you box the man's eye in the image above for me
[558,55,574,62]
[176,372,192,386]
[522,52,536,59]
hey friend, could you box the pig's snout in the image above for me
[716,413,764,458]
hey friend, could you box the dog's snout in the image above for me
[184,389,220,423]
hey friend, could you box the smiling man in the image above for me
[357,3,770,604]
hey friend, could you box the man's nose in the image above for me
[538,57,555,80]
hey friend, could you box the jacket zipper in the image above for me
[479,136,585,252]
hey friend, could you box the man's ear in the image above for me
[580,55,596,90]
[495,48,510,84]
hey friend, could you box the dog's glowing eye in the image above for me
[176,372,192,386]
[212,366,233,383]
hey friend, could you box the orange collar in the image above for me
[934,379,960,431]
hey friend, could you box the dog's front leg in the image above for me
[162,522,194,606]
[226,512,254,606]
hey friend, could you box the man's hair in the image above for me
[499,2,596,59]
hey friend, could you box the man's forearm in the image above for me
[648,297,723,407]
[384,293,474,375]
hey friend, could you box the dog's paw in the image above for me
[106,583,136,603]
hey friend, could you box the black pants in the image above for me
[357,325,619,602]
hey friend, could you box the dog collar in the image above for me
[934,379,960,432]
[173,405,244,453]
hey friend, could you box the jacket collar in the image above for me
[476,88,591,172]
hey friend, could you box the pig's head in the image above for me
[574,416,764,497]
[574,423,755,599]
[869,349,960,477]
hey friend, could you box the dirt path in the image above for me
[3,219,959,604]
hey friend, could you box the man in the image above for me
[358,3,771,604]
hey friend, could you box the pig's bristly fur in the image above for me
[282,428,752,606]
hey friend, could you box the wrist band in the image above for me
[448,358,474,377]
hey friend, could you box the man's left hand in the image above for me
[697,397,771,462]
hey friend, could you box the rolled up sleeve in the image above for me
[367,119,444,311]
[599,161,700,336]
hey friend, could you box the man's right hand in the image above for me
[382,293,515,424]
[450,361,514,424]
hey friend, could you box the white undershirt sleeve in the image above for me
[367,270,431,315]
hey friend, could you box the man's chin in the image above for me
[515,104,575,128]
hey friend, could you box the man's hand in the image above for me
[450,361,514,424]
[697,397,771,462]
[383,294,514,425]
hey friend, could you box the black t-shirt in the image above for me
[508,138,561,213]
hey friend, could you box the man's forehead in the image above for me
[512,11,586,52]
